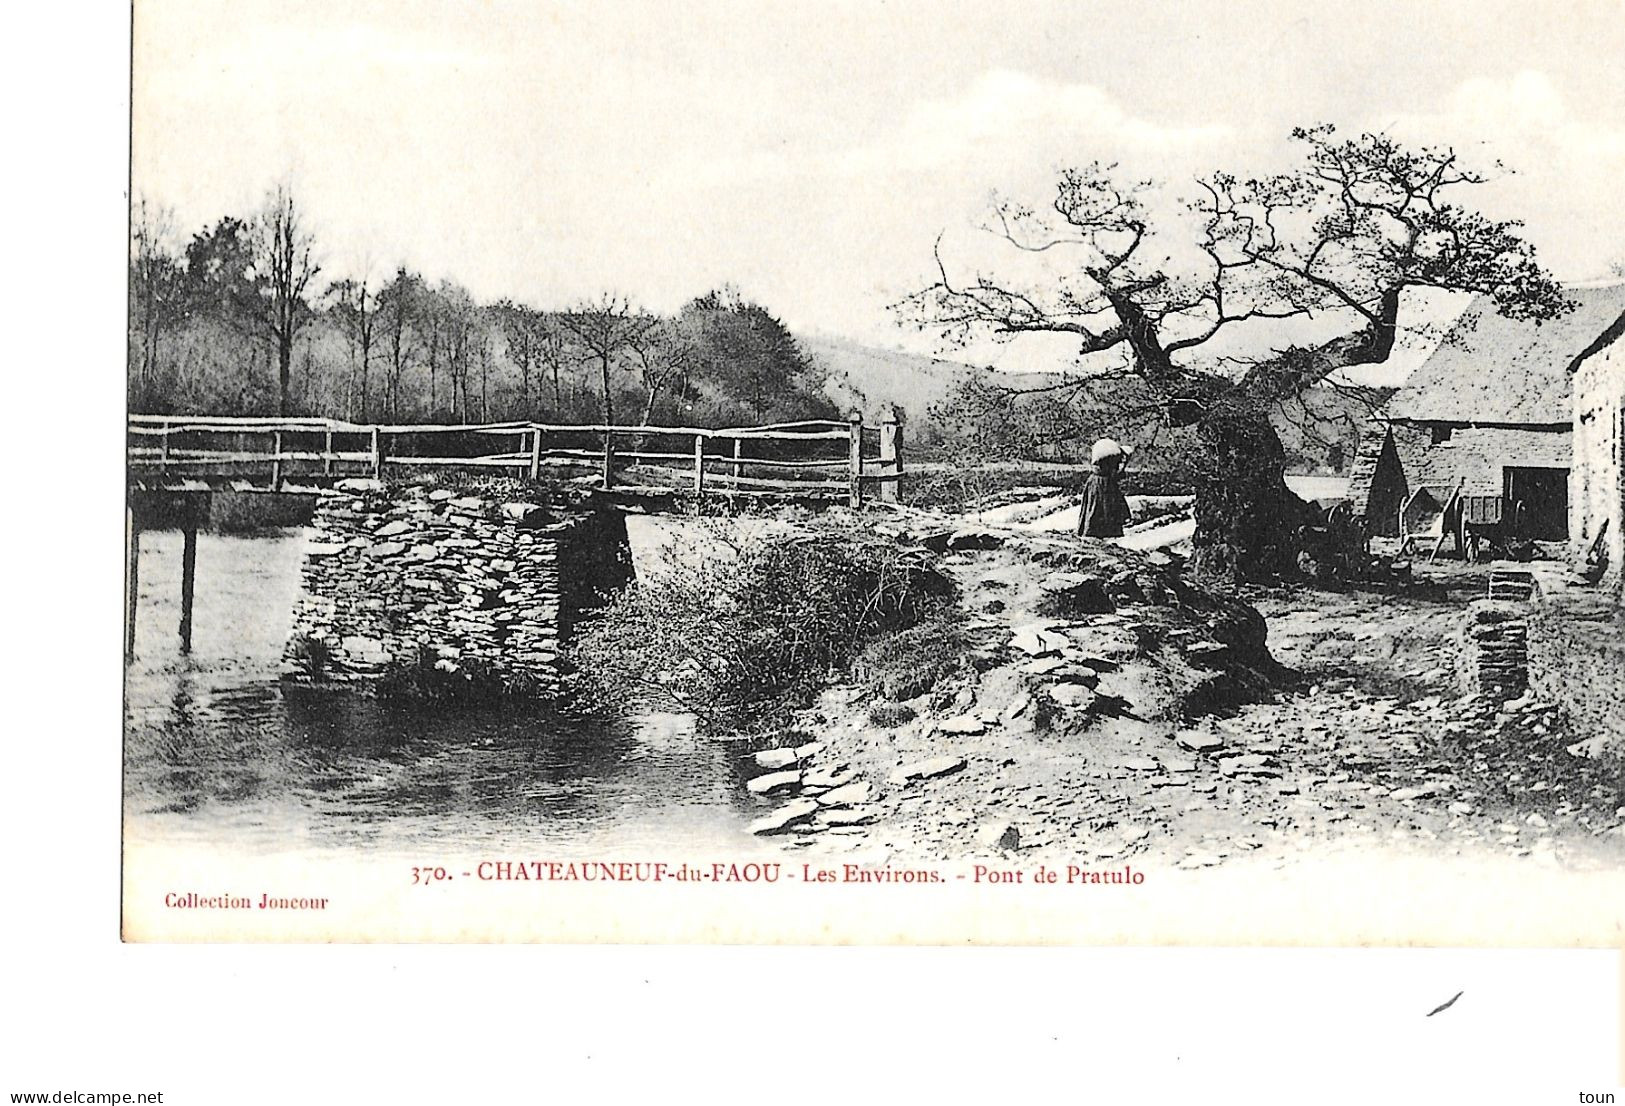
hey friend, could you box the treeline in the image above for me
[129,187,840,429]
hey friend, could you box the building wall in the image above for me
[1571,343,1625,592]
[1528,590,1625,746]
[1353,419,1572,537]
[1410,423,1571,494]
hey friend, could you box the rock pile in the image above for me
[1456,600,1529,701]
[282,478,628,697]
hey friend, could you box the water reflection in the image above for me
[123,530,760,855]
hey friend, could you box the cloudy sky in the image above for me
[132,0,1625,371]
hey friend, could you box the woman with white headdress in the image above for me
[1077,438,1133,539]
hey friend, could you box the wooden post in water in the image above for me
[879,412,903,504]
[323,426,334,476]
[528,427,543,482]
[271,430,284,491]
[693,434,706,494]
[847,411,864,509]
[125,504,140,661]
[179,525,198,654]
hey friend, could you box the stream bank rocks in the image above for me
[739,522,1290,850]
[281,479,630,697]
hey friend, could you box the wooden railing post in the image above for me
[847,411,864,509]
[158,423,170,484]
[693,434,706,494]
[271,430,284,491]
[528,427,543,482]
[322,425,334,476]
[879,412,902,504]
[370,427,384,479]
[602,428,615,490]
[731,437,743,484]
[125,503,140,662]
[179,525,197,654]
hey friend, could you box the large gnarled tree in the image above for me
[900,125,1569,581]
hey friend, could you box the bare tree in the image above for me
[328,273,377,421]
[899,125,1569,580]
[631,319,698,429]
[431,281,478,422]
[375,267,424,422]
[560,293,657,481]
[129,197,185,409]
[242,186,321,417]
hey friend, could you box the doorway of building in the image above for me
[1503,466,1569,540]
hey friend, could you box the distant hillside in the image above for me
[800,334,1064,440]
[798,332,1385,474]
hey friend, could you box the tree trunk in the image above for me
[1188,402,1311,583]
[600,349,615,482]
[277,335,293,417]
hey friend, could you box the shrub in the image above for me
[566,519,952,730]
[377,645,515,702]
[852,603,968,701]
[288,634,331,680]
[867,702,918,728]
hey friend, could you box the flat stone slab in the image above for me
[1176,730,1225,753]
[746,769,802,795]
[817,781,872,807]
[938,714,986,735]
[1218,753,1278,776]
[816,807,875,827]
[889,756,967,785]
[803,766,854,789]
[749,799,819,835]
[1048,683,1097,710]
[1388,785,1441,801]
[1117,755,1163,773]
[753,748,799,770]
[1010,626,1070,657]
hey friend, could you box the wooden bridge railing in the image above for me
[128,412,905,507]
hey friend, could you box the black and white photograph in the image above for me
[116,0,1625,947]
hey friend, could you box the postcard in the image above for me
[123,0,1625,945]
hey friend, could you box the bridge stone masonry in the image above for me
[281,479,632,697]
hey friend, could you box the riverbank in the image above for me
[738,523,1625,873]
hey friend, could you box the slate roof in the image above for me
[1384,283,1625,425]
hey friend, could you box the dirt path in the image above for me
[750,543,1625,874]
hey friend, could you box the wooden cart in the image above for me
[1460,494,1528,562]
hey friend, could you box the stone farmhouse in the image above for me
[1570,306,1625,591]
[1349,282,1625,542]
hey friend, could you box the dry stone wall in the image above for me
[1455,600,1529,701]
[1528,587,1625,748]
[281,479,630,697]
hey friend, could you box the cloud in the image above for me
[1386,70,1625,278]
[678,69,1232,188]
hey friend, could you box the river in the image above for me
[122,529,763,856]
